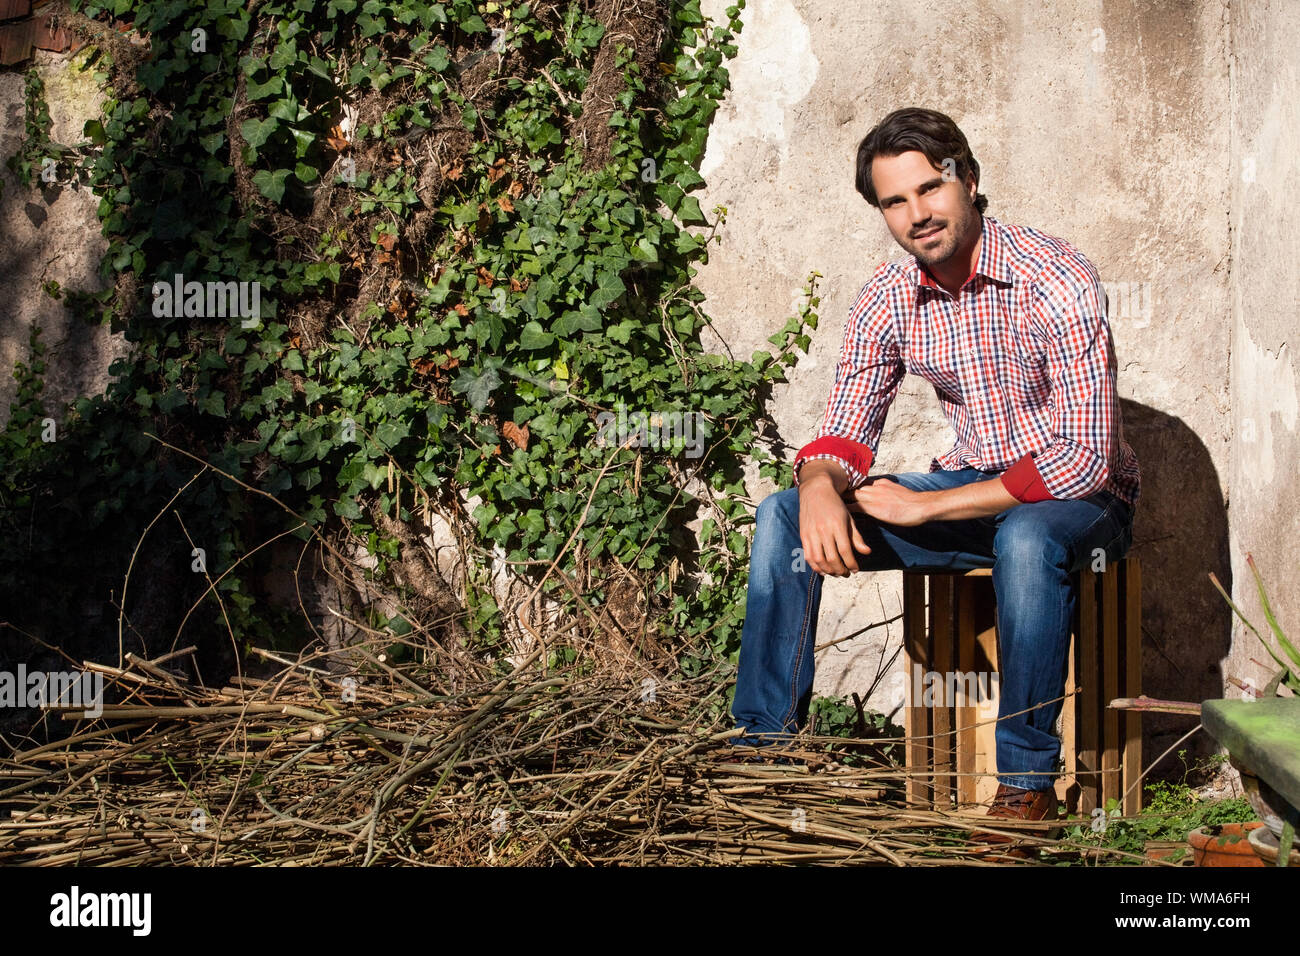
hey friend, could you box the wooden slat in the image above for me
[1102,565,1121,809]
[1077,568,1099,814]
[973,577,1000,805]
[957,575,978,805]
[903,573,930,808]
[1123,558,1143,815]
[1057,630,1077,809]
[931,575,954,808]
[974,619,1000,805]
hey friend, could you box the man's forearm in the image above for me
[921,476,1020,521]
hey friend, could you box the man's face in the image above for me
[871,150,978,267]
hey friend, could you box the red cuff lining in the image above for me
[1000,453,1055,502]
[794,436,874,481]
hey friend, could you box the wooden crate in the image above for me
[901,558,1142,815]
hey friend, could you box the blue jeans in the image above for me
[730,467,1134,790]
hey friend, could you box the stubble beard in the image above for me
[911,206,973,267]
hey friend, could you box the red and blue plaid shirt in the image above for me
[794,215,1140,510]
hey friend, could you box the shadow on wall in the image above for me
[1120,398,1233,776]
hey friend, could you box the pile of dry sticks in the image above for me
[0,639,1164,866]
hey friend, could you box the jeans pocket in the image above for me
[1067,500,1131,573]
[1101,507,1133,562]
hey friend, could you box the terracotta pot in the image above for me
[1188,822,1265,867]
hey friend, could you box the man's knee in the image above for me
[755,487,800,529]
[752,488,802,564]
[993,505,1070,573]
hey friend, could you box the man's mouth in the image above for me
[914,226,943,240]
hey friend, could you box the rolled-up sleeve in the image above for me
[793,280,905,488]
[1000,254,1119,502]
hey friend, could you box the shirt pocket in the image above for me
[995,344,1048,404]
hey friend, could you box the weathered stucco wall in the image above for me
[694,0,1262,769]
[1227,0,1300,701]
[0,50,124,420]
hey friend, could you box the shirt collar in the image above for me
[914,214,1013,291]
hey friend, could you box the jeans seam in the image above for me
[992,512,1084,786]
[781,569,819,732]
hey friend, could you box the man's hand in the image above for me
[797,461,871,577]
[846,477,934,526]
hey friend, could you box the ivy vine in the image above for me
[1,0,815,703]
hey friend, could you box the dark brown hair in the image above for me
[855,107,988,214]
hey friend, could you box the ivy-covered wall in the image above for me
[0,0,817,725]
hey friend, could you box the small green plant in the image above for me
[1061,749,1255,862]
[5,68,93,189]
[1209,554,1300,695]
[5,70,54,187]
[808,693,903,767]
[809,694,858,737]
[1,325,52,459]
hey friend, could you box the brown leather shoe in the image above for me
[968,784,1061,860]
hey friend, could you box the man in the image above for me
[730,107,1140,850]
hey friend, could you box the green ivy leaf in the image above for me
[678,195,707,225]
[269,40,299,71]
[519,322,554,349]
[246,76,284,100]
[83,119,108,146]
[240,117,277,148]
[424,44,450,71]
[358,13,386,37]
[589,271,626,310]
[374,420,410,449]
[252,168,291,203]
[333,497,363,519]
[267,97,301,122]
[452,365,502,411]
